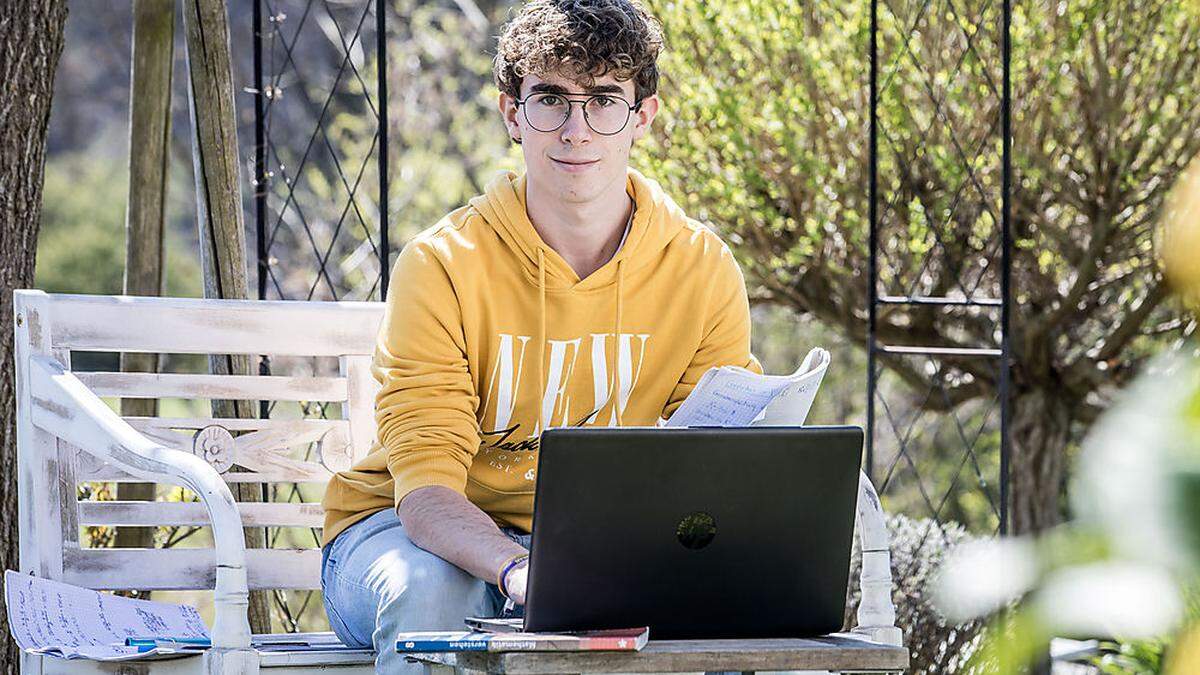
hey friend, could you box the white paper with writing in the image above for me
[666,347,830,428]
[4,570,209,661]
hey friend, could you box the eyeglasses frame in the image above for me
[514,91,644,136]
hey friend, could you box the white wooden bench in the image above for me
[12,290,906,675]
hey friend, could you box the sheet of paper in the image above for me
[665,367,792,427]
[5,570,208,661]
[666,348,829,428]
[752,351,829,426]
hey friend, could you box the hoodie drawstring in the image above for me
[609,260,624,426]
[537,248,547,432]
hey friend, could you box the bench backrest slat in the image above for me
[15,291,386,593]
[78,501,325,528]
[63,548,323,591]
[76,372,350,402]
[48,293,383,356]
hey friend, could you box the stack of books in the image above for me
[395,618,649,653]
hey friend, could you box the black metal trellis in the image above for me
[251,0,389,631]
[254,0,389,305]
[867,0,1013,534]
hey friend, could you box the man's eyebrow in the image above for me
[528,82,629,96]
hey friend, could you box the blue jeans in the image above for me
[321,508,529,674]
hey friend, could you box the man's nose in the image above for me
[560,103,591,143]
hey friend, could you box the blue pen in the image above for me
[125,636,212,653]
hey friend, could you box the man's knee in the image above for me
[367,546,487,630]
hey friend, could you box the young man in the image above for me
[319,0,762,670]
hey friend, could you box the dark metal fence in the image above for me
[251,0,388,631]
[253,0,389,305]
[866,0,1012,534]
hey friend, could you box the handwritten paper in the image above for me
[4,570,208,661]
[666,348,830,428]
[753,348,830,426]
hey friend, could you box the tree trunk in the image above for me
[1009,388,1072,534]
[116,0,175,561]
[0,2,70,673]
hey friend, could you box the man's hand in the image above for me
[503,562,529,606]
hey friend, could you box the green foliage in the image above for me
[638,0,870,299]
[1187,375,1200,433]
[382,0,523,241]
[640,0,1199,393]
[965,610,1052,674]
[36,150,201,298]
[37,153,128,295]
[1091,637,1166,674]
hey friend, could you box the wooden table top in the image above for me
[407,633,909,674]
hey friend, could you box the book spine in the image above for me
[487,639,546,651]
[395,633,647,652]
[396,640,490,652]
[492,636,640,651]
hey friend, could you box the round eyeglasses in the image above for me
[515,92,643,136]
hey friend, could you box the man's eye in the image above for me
[538,95,562,106]
[592,96,616,107]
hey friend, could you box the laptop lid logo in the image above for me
[675,512,717,550]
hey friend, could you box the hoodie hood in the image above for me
[467,166,687,291]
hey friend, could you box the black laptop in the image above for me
[521,425,863,640]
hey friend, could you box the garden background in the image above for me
[3,0,1198,672]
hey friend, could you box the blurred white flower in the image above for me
[1030,562,1183,638]
[1073,352,1198,572]
[934,537,1039,622]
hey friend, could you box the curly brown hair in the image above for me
[493,0,664,104]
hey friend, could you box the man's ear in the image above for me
[498,92,522,144]
[630,94,660,141]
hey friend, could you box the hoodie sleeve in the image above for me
[374,241,481,508]
[661,243,764,421]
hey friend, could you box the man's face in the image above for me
[499,70,659,205]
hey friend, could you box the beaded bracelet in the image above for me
[496,553,530,599]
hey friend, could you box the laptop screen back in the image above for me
[524,426,863,639]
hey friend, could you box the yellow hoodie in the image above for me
[321,167,763,544]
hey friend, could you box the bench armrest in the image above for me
[27,355,252,651]
[854,471,903,646]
